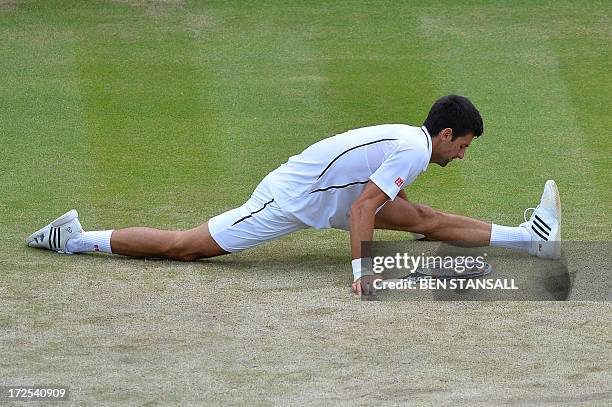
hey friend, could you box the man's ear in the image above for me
[439,127,453,141]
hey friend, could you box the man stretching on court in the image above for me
[26,95,562,295]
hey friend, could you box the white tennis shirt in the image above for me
[266,124,432,229]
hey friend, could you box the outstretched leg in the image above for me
[374,180,562,259]
[26,209,228,260]
[375,198,495,246]
[27,177,307,261]
[61,222,228,260]
[109,222,228,260]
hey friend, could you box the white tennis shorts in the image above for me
[208,175,309,252]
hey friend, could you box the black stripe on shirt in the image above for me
[317,138,397,180]
[310,180,370,194]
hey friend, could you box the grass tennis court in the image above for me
[1,0,610,404]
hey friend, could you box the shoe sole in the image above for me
[546,180,562,227]
[545,180,561,259]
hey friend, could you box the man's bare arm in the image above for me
[349,181,389,295]
[397,188,408,201]
[349,181,390,260]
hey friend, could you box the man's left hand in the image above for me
[351,274,381,298]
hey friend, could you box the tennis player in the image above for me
[26,95,561,295]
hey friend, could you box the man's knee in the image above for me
[165,231,204,261]
[410,204,440,234]
[165,226,227,261]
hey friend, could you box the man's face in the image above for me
[433,130,475,167]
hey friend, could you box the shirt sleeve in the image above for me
[369,146,427,200]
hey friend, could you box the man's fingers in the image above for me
[353,277,381,298]
[357,276,381,298]
[353,280,362,296]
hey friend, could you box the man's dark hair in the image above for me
[423,95,483,139]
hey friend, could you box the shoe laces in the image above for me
[523,206,537,222]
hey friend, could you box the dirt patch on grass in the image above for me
[0,0,18,13]
[111,0,184,17]
[183,13,215,37]
[2,245,611,404]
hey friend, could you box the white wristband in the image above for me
[352,258,374,282]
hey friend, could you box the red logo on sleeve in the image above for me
[395,177,404,187]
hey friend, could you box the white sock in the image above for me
[66,230,114,254]
[490,224,531,252]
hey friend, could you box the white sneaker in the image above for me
[25,209,83,254]
[520,180,562,259]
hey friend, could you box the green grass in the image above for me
[1,0,610,404]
